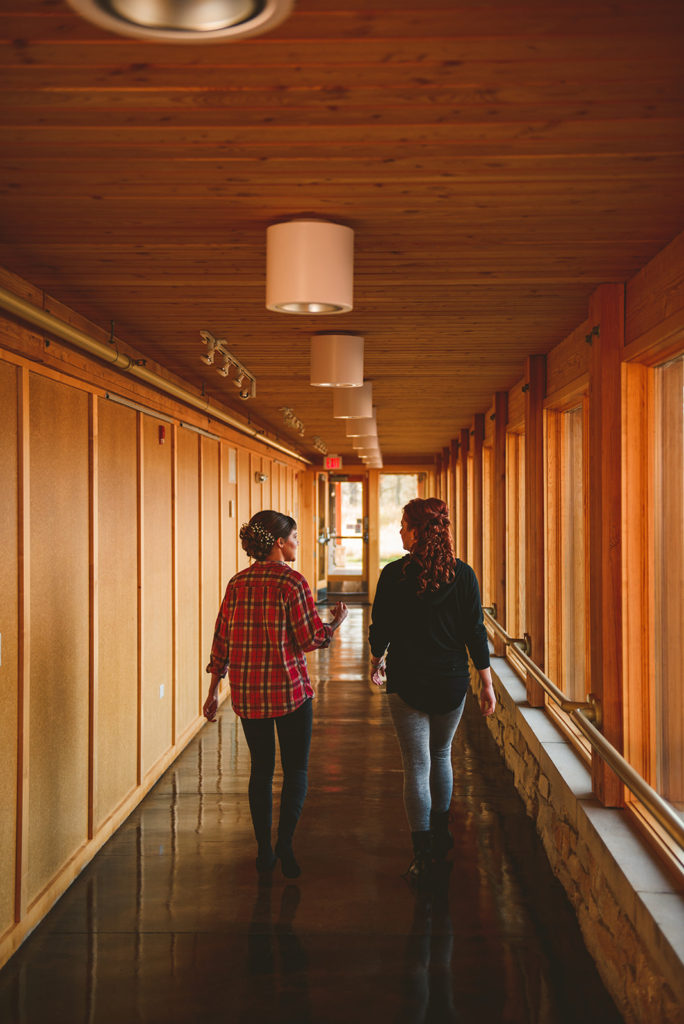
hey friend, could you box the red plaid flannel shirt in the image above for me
[206,560,333,718]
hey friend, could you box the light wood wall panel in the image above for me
[220,445,237,591]
[0,361,19,934]
[95,398,138,829]
[201,438,220,713]
[236,449,250,571]
[28,374,89,901]
[141,414,173,774]
[176,427,200,736]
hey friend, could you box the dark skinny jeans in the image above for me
[239,698,313,849]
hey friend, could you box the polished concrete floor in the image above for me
[0,608,623,1023]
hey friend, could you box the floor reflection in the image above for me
[0,607,623,1023]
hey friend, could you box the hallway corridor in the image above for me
[0,608,622,1024]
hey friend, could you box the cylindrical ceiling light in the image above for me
[66,0,293,40]
[346,410,376,437]
[310,333,364,388]
[266,220,354,314]
[352,437,379,451]
[333,381,372,419]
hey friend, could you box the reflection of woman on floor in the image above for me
[204,510,347,878]
[368,497,496,880]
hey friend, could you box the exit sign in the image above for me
[324,455,343,470]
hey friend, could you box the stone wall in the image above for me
[476,657,684,1024]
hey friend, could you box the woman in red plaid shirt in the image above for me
[204,509,347,877]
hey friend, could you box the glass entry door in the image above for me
[315,471,329,600]
[328,476,367,595]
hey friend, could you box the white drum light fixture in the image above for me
[333,381,372,419]
[310,333,364,388]
[267,220,354,314]
[66,0,293,41]
[345,410,376,437]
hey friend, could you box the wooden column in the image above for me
[492,391,508,655]
[457,428,469,560]
[434,452,443,498]
[449,437,459,537]
[442,445,450,507]
[469,413,484,587]
[588,284,625,807]
[524,355,546,706]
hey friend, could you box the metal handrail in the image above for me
[482,608,684,851]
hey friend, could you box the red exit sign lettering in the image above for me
[324,455,342,470]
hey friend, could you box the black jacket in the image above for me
[369,556,490,713]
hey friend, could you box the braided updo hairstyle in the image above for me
[240,510,296,561]
[402,497,456,596]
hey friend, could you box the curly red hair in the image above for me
[403,497,456,596]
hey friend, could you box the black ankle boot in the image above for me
[430,810,453,860]
[407,830,432,882]
[256,841,277,873]
[275,839,301,879]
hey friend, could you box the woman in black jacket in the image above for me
[369,497,496,880]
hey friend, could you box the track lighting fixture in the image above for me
[199,330,256,399]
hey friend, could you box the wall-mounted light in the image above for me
[310,332,364,387]
[333,381,372,419]
[200,330,256,399]
[254,471,269,484]
[266,220,354,314]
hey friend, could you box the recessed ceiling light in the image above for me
[66,0,293,41]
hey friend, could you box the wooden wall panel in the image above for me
[95,399,138,829]
[625,230,684,356]
[237,449,250,571]
[201,438,220,714]
[141,415,173,774]
[546,320,591,399]
[220,445,237,591]
[507,376,525,430]
[28,374,89,901]
[0,360,18,934]
[176,427,200,736]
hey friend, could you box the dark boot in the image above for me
[430,809,453,860]
[407,830,433,883]
[275,837,301,879]
[255,839,277,873]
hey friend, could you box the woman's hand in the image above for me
[478,667,496,716]
[329,602,348,631]
[203,674,221,722]
[370,654,386,687]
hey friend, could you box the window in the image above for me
[545,401,589,702]
[482,442,494,606]
[506,430,526,638]
[379,473,424,569]
[654,354,684,812]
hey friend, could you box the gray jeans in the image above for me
[387,692,466,832]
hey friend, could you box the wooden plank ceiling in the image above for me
[1,0,683,463]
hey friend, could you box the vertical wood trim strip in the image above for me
[88,394,98,839]
[525,355,546,705]
[15,366,30,922]
[493,392,508,655]
[171,422,178,746]
[449,438,459,533]
[198,437,204,714]
[136,411,143,786]
[589,284,625,807]
[470,414,484,588]
[458,428,469,560]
